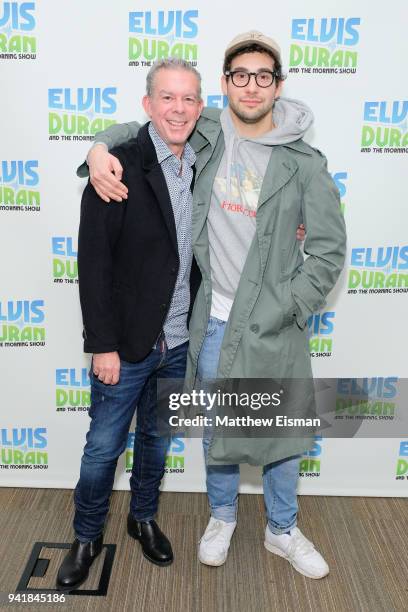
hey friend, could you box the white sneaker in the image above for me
[264,525,329,579]
[198,517,237,566]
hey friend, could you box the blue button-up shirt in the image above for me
[148,122,196,349]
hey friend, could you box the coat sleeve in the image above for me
[285,154,347,329]
[77,156,127,353]
[76,121,141,177]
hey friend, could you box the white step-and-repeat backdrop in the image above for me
[1,1,407,496]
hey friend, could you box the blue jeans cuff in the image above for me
[211,504,237,523]
[267,519,297,535]
[130,510,156,522]
[75,532,103,543]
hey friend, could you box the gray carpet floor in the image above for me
[0,488,407,612]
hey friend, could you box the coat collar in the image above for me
[257,146,299,209]
[283,139,313,155]
[137,122,161,170]
[189,112,222,154]
[135,123,179,256]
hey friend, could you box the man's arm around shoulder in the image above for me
[76,121,142,203]
[77,121,142,177]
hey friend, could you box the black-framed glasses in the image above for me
[225,70,276,88]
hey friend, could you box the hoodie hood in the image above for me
[220,96,314,145]
[219,96,313,204]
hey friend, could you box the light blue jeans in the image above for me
[198,316,300,535]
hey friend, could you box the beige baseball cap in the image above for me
[224,30,281,64]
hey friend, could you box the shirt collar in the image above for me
[148,122,196,167]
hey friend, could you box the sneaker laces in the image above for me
[201,520,232,548]
[287,529,315,559]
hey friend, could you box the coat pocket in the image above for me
[280,278,297,329]
[280,248,291,280]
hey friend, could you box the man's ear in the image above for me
[142,95,151,117]
[275,79,284,98]
[221,74,228,96]
[197,99,204,118]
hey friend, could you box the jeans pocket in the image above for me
[120,358,136,369]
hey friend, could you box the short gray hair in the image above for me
[146,58,202,99]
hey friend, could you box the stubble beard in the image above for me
[228,98,274,125]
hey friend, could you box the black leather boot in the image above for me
[127,513,173,566]
[56,534,103,591]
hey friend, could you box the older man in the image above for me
[56,59,203,591]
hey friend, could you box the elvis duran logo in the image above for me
[396,441,408,480]
[361,101,408,153]
[52,237,77,284]
[0,2,36,60]
[332,171,347,214]
[0,160,39,212]
[128,10,198,66]
[0,427,48,468]
[347,246,408,294]
[48,88,117,141]
[56,368,90,413]
[336,377,398,421]
[0,300,45,347]
[126,434,185,473]
[299,435,322,477]
[307,312,335,358]
[289,18,360,75]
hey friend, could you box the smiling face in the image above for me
[142,67,203,157]
[222,50,283,134]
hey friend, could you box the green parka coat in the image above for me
[185,109,346,465]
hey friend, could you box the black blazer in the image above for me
[78,122,201,362]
